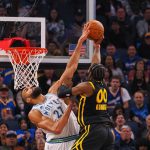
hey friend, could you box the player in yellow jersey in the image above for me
[58,43,115,150]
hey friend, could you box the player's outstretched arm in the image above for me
[65,24,90,69]
[48,24,90,94]
[28,101,73,134]
[91,43,101,65]
[57,24,90,81]
[58,82,93,98]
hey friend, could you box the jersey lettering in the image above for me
[53,106,64,118]
[53,99,60,104]
[96,88,107,110]
[43,110,49,115]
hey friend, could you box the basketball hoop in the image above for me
[4,47,47,90]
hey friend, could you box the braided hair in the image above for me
[88,63,105,81]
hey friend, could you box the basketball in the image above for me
[87,20,104,43]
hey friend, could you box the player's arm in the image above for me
[48,25,90,93]
[58,82,94,98]
[91,43,101,65]
[28,102,73,134]
[64,23,90,71]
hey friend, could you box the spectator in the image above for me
[0,85,16,117]
[31,128,45,150]
[68,8,85,42]
[114,125,136,150]
[130,91,150,123]
[0,122,8,146]
[138,114,150,150]
[96,0,122,18]
[112,104,125,119]
[110,7,133,46]
[29,38,39,47]
[75,69,88,84]
[135,60,147,74]
[129,69,150,95]
[123,45,141,72]
[16,118,35,147]
[35,128,44,141]
[15,91,25,118]
[36,138,45,150]
[138,32,150,60]
[127,59,149,87]
[142,114,150,137]
[137,58,147,68]
[113,114,126,143]
[118,0,133,16]
[47,41,62,56]
[103,55,125,83]
[18,3,32,17]
[129,91,150,138]
[0,130,25,150]
[36,0,51,18]
[1,68,14,87]
[138,138,150,150]
[146,60,150,83]
[38,69,58,94]
[0,6,14,39]
[46,8,65,42]
[107,75,131,115]
[0,72,14,99]
[103,43,122,67]
[108,19,127,48]
[136,8,150,39]
[0,72,4,86]
[103,67,112,87]
[61,42,70,56]
[1,107,19,131]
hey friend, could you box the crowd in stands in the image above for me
[0,0,150,150]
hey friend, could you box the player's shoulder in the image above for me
[45,93,60,101]
[29,109,41,116]
[75,81,94,96]
[76,81,90,87]
[45,92,58,98]
[28,109,42,124]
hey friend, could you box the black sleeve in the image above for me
[57,85,72,98]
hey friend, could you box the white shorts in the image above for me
[44,140,75,150]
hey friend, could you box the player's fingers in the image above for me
[83,23,88,31]
[94,42,100,48]
[86,29,90,35]
[83,22,90,31]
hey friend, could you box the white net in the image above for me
[6,47,47,90]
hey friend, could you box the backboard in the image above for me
[0,0,96,69]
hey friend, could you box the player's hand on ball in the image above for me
[94,42,100,50]
[78,23,90,43]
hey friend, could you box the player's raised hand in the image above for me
[78,23,90,43]
[94,42,100,50]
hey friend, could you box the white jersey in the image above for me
[32,93,80,142]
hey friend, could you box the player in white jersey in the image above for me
[32,93,79,150]
[21,25,90,150]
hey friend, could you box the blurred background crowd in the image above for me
[0,0,150,150]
